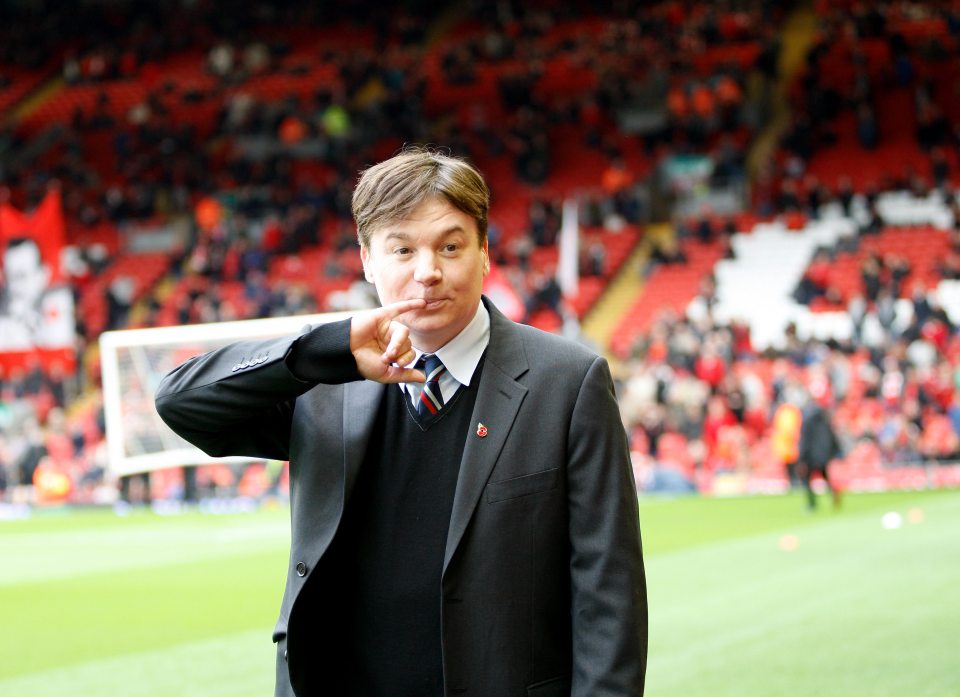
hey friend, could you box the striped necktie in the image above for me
[418,353,446,416]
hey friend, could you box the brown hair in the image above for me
[352,146,489,248]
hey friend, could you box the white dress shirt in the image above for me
[400,302,491,410]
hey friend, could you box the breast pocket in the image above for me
[527,675,570,696]
[485,467,560,503]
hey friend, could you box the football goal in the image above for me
[98,312,351,476]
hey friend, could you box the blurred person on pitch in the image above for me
[156,147,647,697]
[798,383,844,511]
[0,238,74,350]
[771,401,802,486]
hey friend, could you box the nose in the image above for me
[413,252,441,285]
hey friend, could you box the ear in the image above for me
[481,239,490,275]
[360,245,374,283]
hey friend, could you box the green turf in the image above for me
[642,490,960,697]
[1,489,957,696]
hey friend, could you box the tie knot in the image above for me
[421,353,445,380]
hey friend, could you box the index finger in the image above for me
[380,298,427,320]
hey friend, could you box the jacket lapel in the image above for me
[444,301,529,573]
[343,379,386,500]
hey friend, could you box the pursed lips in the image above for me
[418,297,447,309]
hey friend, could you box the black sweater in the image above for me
[314,359,483,696]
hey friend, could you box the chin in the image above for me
[409,315,448,334]
[410,316,459,343]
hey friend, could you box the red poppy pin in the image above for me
[476,422,488,438]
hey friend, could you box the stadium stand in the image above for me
[3,0,960,506]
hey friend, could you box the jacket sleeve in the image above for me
[567,356,648,696]
[830,421,844,460]
[797,416,812,466]
[154,319,360,461]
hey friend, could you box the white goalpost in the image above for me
[98,311,352,476]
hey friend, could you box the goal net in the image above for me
[98,312,351,476]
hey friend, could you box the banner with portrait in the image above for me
[0,188,77,373]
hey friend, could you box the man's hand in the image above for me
[350,298,427,383]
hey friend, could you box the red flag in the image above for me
[0,187,66,282]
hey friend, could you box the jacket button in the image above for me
[295,561,307,577]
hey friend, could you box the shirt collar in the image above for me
[403,301,490,387]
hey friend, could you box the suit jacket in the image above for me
[799,404,842,469]
[155,298,647,697]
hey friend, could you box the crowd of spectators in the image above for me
[619,184,960,493]
[6,1,960,505]
[655,0,960,486]
[777,0,960,198]
[0,357,105,506]
[2,0,769,223]
[3,0,771,343]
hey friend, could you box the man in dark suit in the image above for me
[155,147,647,696]
[798,393,844,511]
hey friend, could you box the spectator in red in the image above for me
[922,360,955,413]
[921,317,950,353]
[260,215,284,254]
[601,158,633,196]
[729,319,753,360]
[667,85,688,124]
[714,75,742,111]
[702,394,736,457]
[694,341,727,391]
[690,82,715,120]
[807,249,832,290]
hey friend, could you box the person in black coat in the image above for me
[798,397,843,510]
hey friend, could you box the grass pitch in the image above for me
[1,489,958,696]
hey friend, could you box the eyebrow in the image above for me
[382,225,467,242]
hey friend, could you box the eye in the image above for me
[392,246,412,256]
[442,243,460,253]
